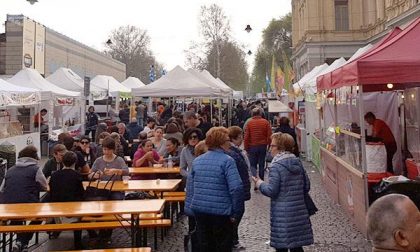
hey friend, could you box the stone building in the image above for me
[0,15,126,81]
[292,0,420,79]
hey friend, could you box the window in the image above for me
[335,0,349,31]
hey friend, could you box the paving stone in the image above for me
[31,160,372,251]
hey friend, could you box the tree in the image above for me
[105,25,162,83]
[185,4,249,92]
[206,41,248,91]
[251,13,292,95]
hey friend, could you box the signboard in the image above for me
[34,22,45,75]
[21,16,45,75]
[84,77,91,97]
[298,101,305,115]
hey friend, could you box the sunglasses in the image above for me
[189,135,198,140]
[81,141,90,145]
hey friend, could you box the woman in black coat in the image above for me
[226,126,251,249]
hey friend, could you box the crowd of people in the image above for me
[0,99,316,252]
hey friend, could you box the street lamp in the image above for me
[106,39,112,46]
[245,25,252,33]
[27,0,38,4]
[247,50,252,55]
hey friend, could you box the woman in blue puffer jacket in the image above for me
[253,133,313,252]
[186,127,244,252]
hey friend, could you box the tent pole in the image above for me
[358,85,369,212]
[210,98,213,124]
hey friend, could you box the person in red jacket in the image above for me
[364,112,397,173]
[244,108,272,189]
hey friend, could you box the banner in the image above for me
[0,92,40,106]
[55,97,75,106]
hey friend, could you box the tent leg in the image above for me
[358,85,369,210]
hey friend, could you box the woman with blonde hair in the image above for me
[253,133,313,252]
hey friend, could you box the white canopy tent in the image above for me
[47,67,107,100]
[268,100,293,113]
[132,66,222,97]
[121,77,145,90]
[0,79,40,106]
[8,68,82,138]
[187,69,227,96]
[201,70,233,95]
[347,44,373,62]
[91,75,130,97]
[293,63,329,94]
[8,68,81,100]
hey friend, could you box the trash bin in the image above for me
[372,180,420,209]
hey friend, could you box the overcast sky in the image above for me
[1,0,291,71]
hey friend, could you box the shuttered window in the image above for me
[335,0,349,31]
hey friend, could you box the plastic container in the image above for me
[167,155,173,168]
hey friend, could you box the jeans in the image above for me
[85,129,96,142]
[276,248,304,252]
[10,220,43,246]
[188,216,200,252]
[248,145,267,180]
[232,213,244,246]
[195,214,233,252]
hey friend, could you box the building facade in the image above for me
[0,15,126,81]
[292,0,420,79]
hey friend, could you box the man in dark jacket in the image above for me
[275,117,299,157]
[0,145,47,251]
[49,151,85,249]
[85,106,99,142]
[42,144,67,178]
[183,111,211,140]
[118,104,130,124]
[127,118,143,140]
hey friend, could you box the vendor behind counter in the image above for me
[364,112,397,174]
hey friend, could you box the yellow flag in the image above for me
[282,52,295,94]
[270,55,277,92]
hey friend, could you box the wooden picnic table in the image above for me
[0,199,165,247]
[83,179,181,193]
[129,167,180,175]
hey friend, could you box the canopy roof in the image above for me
[316,18,420,91]
[187,69,231,96]
[304,57,347,94]
[0,78,39,92]
[132,66,222,97]
[121,77,145,90]
[8,68,80,99]
[47,68,107,94]
[201,70,233,94]
[91,75,130,97]
[268,100,293,113]
[293,63,329,93]
[0,79,40,106]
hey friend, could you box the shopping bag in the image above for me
[84,171,115,201]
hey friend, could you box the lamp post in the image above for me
[27,0,38,4]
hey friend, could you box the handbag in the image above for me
[84,171,115,201]
[301,163,318,216]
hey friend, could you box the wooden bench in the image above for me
[62,248,151,252]
[162,192,186,197]
[162,193,186,223]
[81,213,162,222]
[0,219,171,250]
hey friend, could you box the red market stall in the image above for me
[316,16,420,235]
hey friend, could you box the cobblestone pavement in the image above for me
[33,160,371,251]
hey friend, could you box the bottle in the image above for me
[167,155,173,168]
